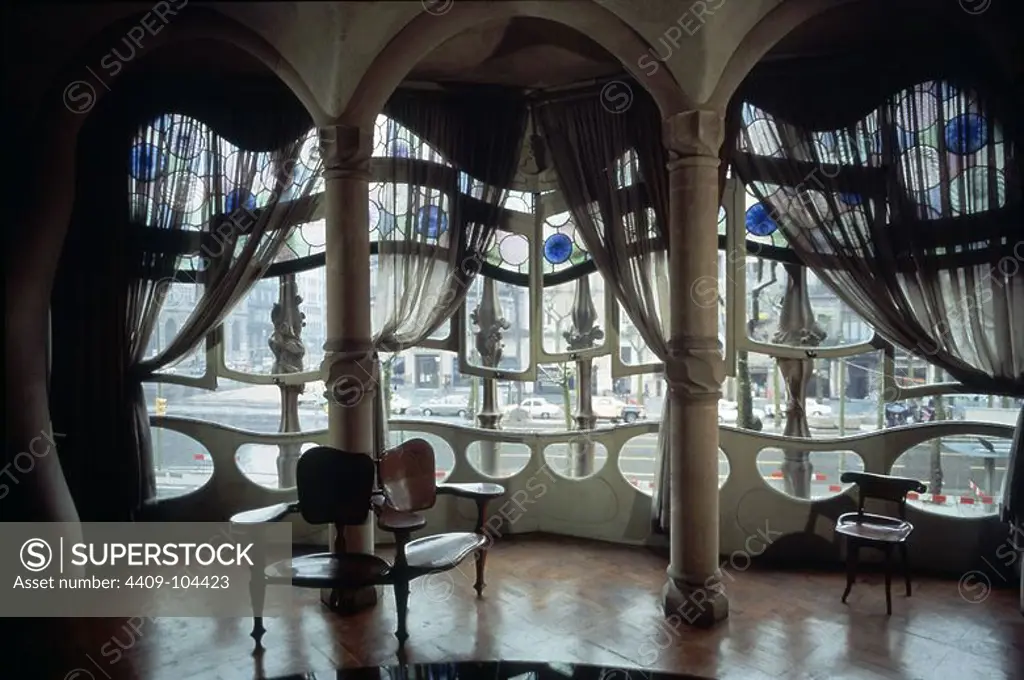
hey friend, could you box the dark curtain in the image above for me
[51,67,316,521]
[731,48,1024,521]
[384,86,528,188]
[535,84,675,531]
[368,89,529,454]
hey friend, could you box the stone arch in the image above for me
[5,7,320,523]
[707,0,858,111]
[339,1,694,128]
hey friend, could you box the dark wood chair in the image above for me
[836,471,927,615]
[230,439,505,649]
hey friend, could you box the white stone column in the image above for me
[319,123,378,612]
[662,109,729,627]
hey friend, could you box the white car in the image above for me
[593,396,647,423]
[506,397,563,420]
[806,400,832,417]
[718,400,739,424]
[718,400,765,425]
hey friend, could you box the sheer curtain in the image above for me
[535,86,676,531]
[732,79,1023,518]
[126,116,323,508]
[369,90,529,453]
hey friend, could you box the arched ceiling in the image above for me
[407,17,624,88]
[207,0,791,116]
[6,1,1021,128]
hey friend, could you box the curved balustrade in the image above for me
[147,415,1016,576]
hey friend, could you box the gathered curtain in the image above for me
[732,78,1023,519]
[126,115,323,508]
[368,90,529,453]
[535,86,677,531]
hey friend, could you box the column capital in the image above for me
[663,109,725,164]
[320,124,373,180]
[665,336,724,402]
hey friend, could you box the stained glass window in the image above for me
[742,81,1008,223]
[372,114,448,166]
[128,114,322,245]
[504,190,535,214]
[743,184,788,248]
[484,229,530,274]
[275,220,326,261]
[541,212,590,274]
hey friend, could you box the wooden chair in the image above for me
[836,471,927,614]
[230,439,505,648]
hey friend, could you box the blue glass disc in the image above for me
[945,114,987,155]
[225,188,256,213]
[745,203,778,236]
[416,205,448,238]
[129,143,167,181]
[543,233,573,264]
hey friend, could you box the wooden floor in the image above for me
[21,535,1024,680]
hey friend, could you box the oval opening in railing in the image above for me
[235,441,319,490]
[542,440,608,480]
[150,427,214,499]
[618,433,659,495]
[756,447,865,501]
[386,430,456,483]
[891,433,1011,518]
[466,441,531,478]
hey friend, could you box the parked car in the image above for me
[593,396,646,423]
[389,394,410,415]
[504,397,563,420]
[718,400,739,424]
[409,394,471,418]
[718,400,765,429]
[806,400,832,417]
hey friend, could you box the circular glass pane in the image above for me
[745,203,778,236]
[416,205,449,238]
[129,143,167,182]
[945,113,988,155]
[225,188,256,214]
[498,233,529,266]
[543,233,573,264]
[900,145,942,190]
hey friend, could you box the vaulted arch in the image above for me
[5,7,320,524]
[340,1,693,128]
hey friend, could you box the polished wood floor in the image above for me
[21,535,1024,680]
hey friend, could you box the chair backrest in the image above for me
[378,438,437,513]
[840,471,927,519]
[295,446,375,526]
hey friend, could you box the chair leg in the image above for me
[473,550,487,597]
[393,577,410,644]
[842,539,859,604]
[884,545,893,615]
[248,567,266,648]
[900,542,912,597]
